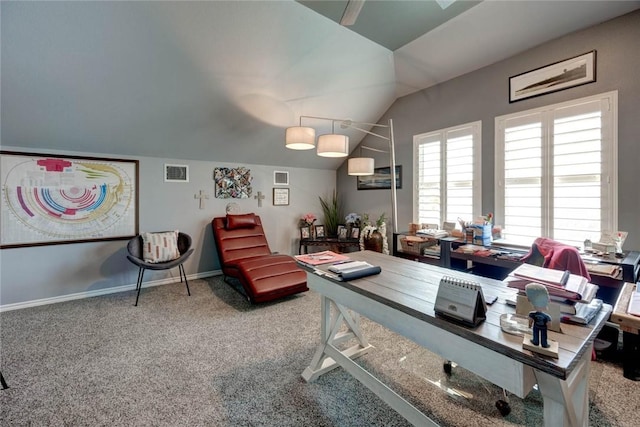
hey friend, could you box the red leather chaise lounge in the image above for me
[211,213,308,303]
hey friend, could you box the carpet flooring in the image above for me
[1,277,639,426]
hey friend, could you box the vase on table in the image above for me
[363,229,384,253]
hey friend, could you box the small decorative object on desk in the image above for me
[615,232,624,258]
[345,212,361,228]
[301,213,316,227]
[434,276,487,327]
[360,213,388,254]
[300,226,311,239]
[523,283,559,358]
[301,213,317,238]
[350,226,360,239]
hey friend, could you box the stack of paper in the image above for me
[505,263,595,303]
[586,263,621,278]
[562,299,604,325]
[628,287,640,317]
[295,251,350,266]
[416,229,449,238]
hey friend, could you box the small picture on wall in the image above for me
[315,225,325,238]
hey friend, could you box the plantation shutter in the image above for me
[415,122,481,228]
[496,92,616,246]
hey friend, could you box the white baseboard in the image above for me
[0,270,223,313]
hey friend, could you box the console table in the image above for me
[300,251,611,426]
[299,237,360,254]
[392,232,640,305]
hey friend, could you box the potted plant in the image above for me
[318,190,343,237]
[360,213,389,254]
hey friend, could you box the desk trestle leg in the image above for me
[534,345,591,427]
[302,296,373,382]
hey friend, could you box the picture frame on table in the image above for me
[300,226,310,240]
[350,227,360,239]
[315,225,325,238]
[509,50,596,103]
[337,225,348,240]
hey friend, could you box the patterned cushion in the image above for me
[142,231,180,263]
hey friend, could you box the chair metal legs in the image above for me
[134,264,190,306]
[1,370,8,390]
[179,264,191,296]
[134,267,146,307]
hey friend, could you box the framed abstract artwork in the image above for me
[214,167,252,198]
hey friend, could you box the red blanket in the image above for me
[521,237,591,281]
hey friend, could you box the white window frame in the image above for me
[495,91,618,246]
[413,121,482,227]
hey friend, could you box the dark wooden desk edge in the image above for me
[302,250,611,380]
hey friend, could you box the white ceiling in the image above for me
[2,1,639,170]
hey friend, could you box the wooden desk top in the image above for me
[309,250,612,380]
[611,282,640,334]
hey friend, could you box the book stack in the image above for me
[327,261,381,281]
[505,263,601,324]
[506,263,596,302]
[416,228,449,238]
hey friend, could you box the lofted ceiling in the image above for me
[298,0,482,50]
[2,1,640,171]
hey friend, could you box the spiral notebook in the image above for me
[434,276,487,327]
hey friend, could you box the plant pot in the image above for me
[364,230,384,253]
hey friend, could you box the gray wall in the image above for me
[339,9,640,250]
[0,147,336,308]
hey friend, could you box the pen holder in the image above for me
[472,224,492,246]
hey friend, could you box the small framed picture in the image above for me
[315,225,325,238]
[350,227,360,239]
[300,226,310,239]
[337,225,348,240]
[273,188,289,206]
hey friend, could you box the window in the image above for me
[495,91,617,247]
[414,121,482,227]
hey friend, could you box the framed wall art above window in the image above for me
[509,50,596,103]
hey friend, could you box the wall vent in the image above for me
[165,164,189,182]
[274,171,289,185]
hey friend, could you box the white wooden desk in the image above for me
[301,251,611,427]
